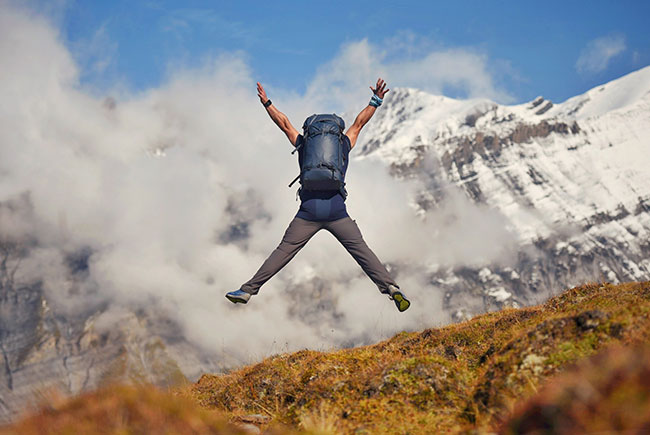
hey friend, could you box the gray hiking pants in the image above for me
[240,216,398,295]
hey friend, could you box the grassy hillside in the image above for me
[187,281,650,433]
[2,281,650,434]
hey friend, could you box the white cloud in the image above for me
[304,38,515,113]
[0,3,517,366]
[576,34,626,74]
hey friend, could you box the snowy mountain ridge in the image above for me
[354,65,650,317]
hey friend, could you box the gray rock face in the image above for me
[0,240,219,424]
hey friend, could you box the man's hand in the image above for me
[257,81,299,146]
[257,82,269,104]
[370,78,390,99]
[346,78,389,149]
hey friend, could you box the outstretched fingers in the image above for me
[257,82,268,102]
[371,78,389,98]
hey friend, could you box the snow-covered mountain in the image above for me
[356,66,650,319]
[2,65,649,424]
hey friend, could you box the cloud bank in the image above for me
[305,38,514,113]
[0,3,516,365]
[576,34,626,74]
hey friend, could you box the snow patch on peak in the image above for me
[550,65,650,120]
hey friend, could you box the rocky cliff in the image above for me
[0,238,217,423]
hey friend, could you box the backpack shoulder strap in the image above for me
[291,141,302,155]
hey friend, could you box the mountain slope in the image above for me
[188,281,650,433]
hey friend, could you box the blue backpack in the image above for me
[288,114,347,199]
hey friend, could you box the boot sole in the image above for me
[393,292,410,312]
[226,294,249,304]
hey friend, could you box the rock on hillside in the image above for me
[501,343,650,434]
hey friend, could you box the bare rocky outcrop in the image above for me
[440,120,581,173]
[0,238,209,424]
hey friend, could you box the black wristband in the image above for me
[263,99,272,108]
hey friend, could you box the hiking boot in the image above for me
[225,289,251,304]
[388,285,410,312]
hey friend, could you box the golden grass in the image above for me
[186,281,650,433]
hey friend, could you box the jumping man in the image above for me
[225,79,410,312]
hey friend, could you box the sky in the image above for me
[34,0,650,104]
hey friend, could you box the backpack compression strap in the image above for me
[288,174,300,187]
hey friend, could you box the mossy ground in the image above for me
[2,282,650,434]
[186,281,650,433]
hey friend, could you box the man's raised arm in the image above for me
[257,82,299,146]
[345,78,390,149]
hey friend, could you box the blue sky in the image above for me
[40,0,650,103]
